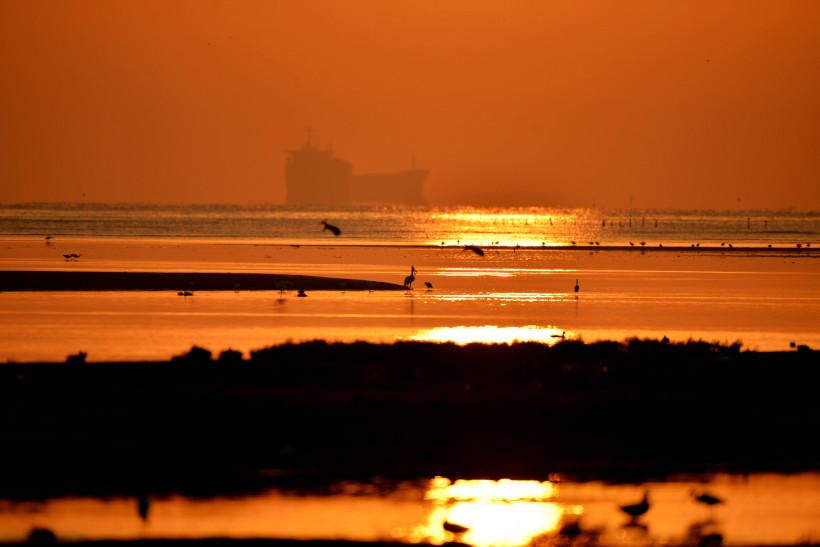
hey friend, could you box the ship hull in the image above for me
[351,170,428,205]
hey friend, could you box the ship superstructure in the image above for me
[285,137,427,205]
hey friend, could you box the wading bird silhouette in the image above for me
[424,281,433,290]
[321,220,341,236]
[620,491,650,521]
[574,278,580,295]
[443,520,469,539]
[404,266,416,289]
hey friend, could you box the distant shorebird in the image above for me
[620,492,650,520]
[69,253,82,260]
[464,244,484,256]
[424,281,433,290]
[63,254,72,261]
[297,288,307,297]
[574,278,580,295]
[692,489,724,511]
[404,266,416,289]
[177,290,193,297]
[321,219,341,236]
[443,520,469,538]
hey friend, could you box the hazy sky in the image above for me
[2,0,819,209]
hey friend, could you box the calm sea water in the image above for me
[1,202,818,246]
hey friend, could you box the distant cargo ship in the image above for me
[285,138,427,206]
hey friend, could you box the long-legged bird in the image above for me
[404,266,416,288]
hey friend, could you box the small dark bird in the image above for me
[404,266,416,288]
[464,244,484,256]
[69,253,82,260]
[571,241,576,246]
[424,281,433,289]
[44,235,53,241]
[630,242,635,246]
[620,492,650,520]
[321,220,341,236]
[297,288,307,297]
[640,241,646,246]
[63,254,72,260]
[177,290,193,297]
[574,278,580,294]
[443,520,469,537]
[692,490,724,508]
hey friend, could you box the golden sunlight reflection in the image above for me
[411,477,562,547]
[427,209,583,248]
[410,325,569,345]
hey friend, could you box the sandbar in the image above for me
[0,270,406,292]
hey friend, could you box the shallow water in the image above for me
[2,239,819,361]
[1,473,818,546]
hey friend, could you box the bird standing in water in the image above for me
[574,278,580,295]
[620,491,650,521]
[320,220,341,236]
[404,266,416,288]
[443,520,469,540]
[424,281,433,290]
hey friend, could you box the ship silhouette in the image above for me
[285,136,428,205]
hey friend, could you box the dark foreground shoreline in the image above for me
[1,339,818,502]
[0,270,406,292]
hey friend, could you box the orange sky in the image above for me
[2,0,819,209]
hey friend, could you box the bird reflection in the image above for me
[687,518,724,547]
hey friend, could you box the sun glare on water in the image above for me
[408,477,562,547]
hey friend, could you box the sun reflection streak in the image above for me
[411,477,562,547]
[410,326,570,345]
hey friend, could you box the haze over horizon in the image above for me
[2,1,819,210]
